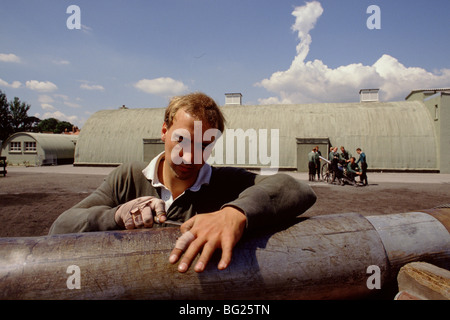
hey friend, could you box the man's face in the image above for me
[162,109,215,181]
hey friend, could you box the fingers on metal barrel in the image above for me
[174,231,195,251]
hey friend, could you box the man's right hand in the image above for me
[115,196,166,229]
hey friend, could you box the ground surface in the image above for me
[1,166,449,237]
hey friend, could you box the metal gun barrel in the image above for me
[0,209,448,300]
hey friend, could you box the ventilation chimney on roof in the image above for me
[359,89,379,102]
[225,93,242,106]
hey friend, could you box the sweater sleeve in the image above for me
[48,180,119,234]
[48,162,152,235]
[222,173,317,231]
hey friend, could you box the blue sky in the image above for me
[1,0,449,127]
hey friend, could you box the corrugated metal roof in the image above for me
[74,101,438,170]
[2,132,76,159]
[219,101,436,169]
[75,108,165,165]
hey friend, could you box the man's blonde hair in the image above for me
[164,92,225,132]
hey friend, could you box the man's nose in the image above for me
[181,148,194,164]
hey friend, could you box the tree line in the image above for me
[0,90,75,142]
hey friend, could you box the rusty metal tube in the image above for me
[0,210,448,300]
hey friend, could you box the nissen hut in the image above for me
[73,89,450,173]
[1,132,77,166]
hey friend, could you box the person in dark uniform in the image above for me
[308,147,317,181]
[340,146,351,163]
[346,157,362,186]
[329,147,343,185]
[356,148,368,186]
[315,146,322,181]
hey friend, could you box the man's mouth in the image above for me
[178,165,193,173]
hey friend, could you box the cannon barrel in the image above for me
[0,209,449,300]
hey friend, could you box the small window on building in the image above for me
[10,141,21,152]
[25,141,37,152]
[434,104,439,120]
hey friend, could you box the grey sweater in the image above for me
[49,162,316,234]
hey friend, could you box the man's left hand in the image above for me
[169,207,246,273]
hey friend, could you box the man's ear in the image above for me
[161,123,167,142]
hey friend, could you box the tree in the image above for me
[0,90,75,141]
[0,90,41,141]
[56,121,74,133]
[37,118,59,133]
[27,116,41,132]
[8,96,34,132]
[37,118,75,134]
[0,90,12,142]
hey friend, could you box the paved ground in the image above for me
[5,164,450,183]
[1,165,449,238]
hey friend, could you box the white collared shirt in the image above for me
[142,152,212,211]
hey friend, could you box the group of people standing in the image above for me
[308,145,368,186]
[308,146,323,182]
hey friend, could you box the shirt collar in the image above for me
[142,151,211,192]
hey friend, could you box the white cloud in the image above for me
[80,83,105,91]
[37,94,82,121]
[38,95,56,112]
[291,1,323,62]
[0,78,22,89]
[373,55,450,101]
[81,24,93,35]
[42,110,79,124]
[256,1,450,104]
[41,103,55,111]
[0,53,21,63]
[26,80,58,92]
[53,94,69,101]
[64,101,83,108]
[53,59,70,65]
[38,95,54,104]
[134,77,188,96]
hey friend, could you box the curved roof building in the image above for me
[74,108,165,166]
[220,101,437,171]
[1,132,77,166]
[74,97,444,172]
